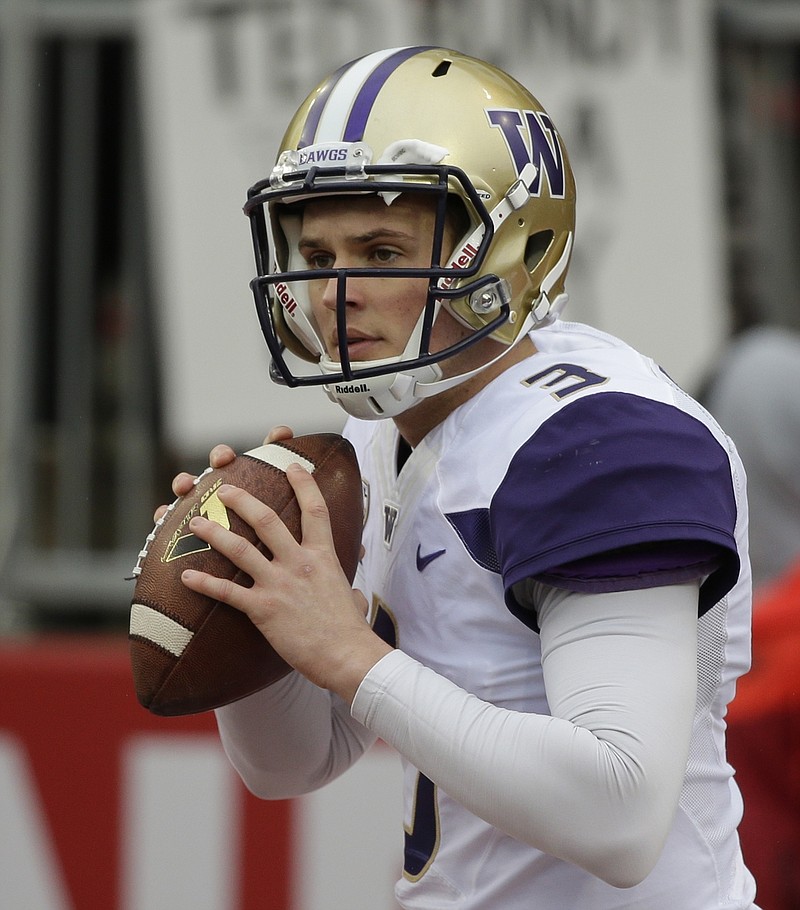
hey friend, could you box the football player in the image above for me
[170,47,759,908]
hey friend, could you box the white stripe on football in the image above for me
[244,444,315,475]
[130,602,194,658]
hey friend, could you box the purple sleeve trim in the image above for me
[536,539,722,590]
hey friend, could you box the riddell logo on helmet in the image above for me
[274,282,297,315]
[334,383,370,394]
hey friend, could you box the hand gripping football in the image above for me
[129,433,363,716]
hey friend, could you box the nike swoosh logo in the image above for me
[416,544,446,571]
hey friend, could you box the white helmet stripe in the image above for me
[312,47,434,145]
[315,48,399,142]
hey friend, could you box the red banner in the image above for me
[0,636,293,910]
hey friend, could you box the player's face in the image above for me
[298,193,463,364]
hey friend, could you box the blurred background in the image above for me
[1,1,799,908]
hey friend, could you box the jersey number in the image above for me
[522,362,608,399]
[404,772,439,880]
[369,600,439,880]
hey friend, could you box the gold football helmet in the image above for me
[244,46,576,419]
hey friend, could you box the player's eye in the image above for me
[371,246,401,265]
[305,251,335,270]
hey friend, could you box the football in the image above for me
[129,433,363,716]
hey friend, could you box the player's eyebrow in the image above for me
[298,228,416,250]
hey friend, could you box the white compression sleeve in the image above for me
[350,582,699,888]
[215,670,377,799]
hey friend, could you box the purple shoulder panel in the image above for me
[447,393,740,624]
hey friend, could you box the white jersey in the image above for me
[345,320,755,909]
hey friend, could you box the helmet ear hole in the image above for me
[525,230,554,274]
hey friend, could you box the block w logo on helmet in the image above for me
[487,108,568,199]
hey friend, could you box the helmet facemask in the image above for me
[245,159,519,418]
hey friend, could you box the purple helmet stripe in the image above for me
[298,61,351,149]
[343,46,434,142]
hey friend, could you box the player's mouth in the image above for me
[331,331,382,361]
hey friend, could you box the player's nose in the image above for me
[320,273,366,312]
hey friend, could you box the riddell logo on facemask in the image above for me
[274,282,297,315]
[334,383,370,394]
[440,242,479,289]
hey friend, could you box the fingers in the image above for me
[285,462,336,551]
[181,565,251,613]
[179,458,337,608]
[197,484,300,561]
[155,429,296,543]
[153,469,194,522]
[180,476,327,612]
[264,425,294,445]
[153,443,238,523]
[181,467,338,584]
[183,512,269,604]
[153,504,170,523]
[172,471,198,497]
[209,443,237,469]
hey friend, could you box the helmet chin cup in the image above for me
[321,361,444,420]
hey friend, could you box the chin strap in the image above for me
[533,231,573,326]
